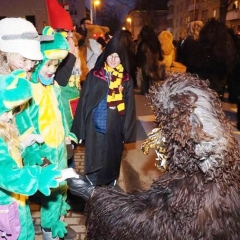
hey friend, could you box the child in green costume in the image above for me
[0,70,61,239]
[0,17,55,166]
[15,27,78,239]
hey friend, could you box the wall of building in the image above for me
[168,0,240,40]
[124,0,240,41]
[126,10,168,40]
[66,0,86,28]
[0,0,86,33]
[169,0,212,40]
[0,0,48,33]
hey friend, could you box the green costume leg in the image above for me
[40,182,68,239]
[18,204,34,240]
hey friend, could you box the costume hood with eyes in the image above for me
[14,27,77,238]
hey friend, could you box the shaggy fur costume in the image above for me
[82,72,240,240]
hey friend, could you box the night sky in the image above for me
[85,0,135,21]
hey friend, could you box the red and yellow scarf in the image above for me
[104,63,125,115]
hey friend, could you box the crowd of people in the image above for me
[0,4,138,240]
[1,0,240,239]
[66,16,240,240]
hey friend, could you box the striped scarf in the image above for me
[104,63,125,115]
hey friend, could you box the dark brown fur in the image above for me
[84,72,240,240]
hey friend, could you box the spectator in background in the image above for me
[135,25,164,94]
[176,21,203,73]
[76,17,92,47]
[180,19,236,99]
[84,24,109,71]
[121,30,138,87]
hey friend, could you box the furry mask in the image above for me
[86,24,110,40]
[68,72,240,240]
[143,72,239,177]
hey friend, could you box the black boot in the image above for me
[67,174,95,201]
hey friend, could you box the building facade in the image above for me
[0,0,86,33]
[125,10,168,40]
[59,0,86,27]
[226,0,240,33]
[168,0,240,40]
[125,0,240,41]
[123,1,168,40]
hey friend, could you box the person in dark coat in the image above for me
[71,30,136,186]
[135,25,164,95]
[76,17,91,47]
[121,30,138,88]
[179,19,237,100]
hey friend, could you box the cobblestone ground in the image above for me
[32,145,87,240]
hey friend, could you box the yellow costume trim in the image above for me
[32,83,64,148]
[12,193,27,206]
[104,63,125,114]
[44,49,68,60]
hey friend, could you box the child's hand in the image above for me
[21,134,44,148]
[57,168,79,182]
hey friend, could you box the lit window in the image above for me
[234,1,239,9]
[213,9,216,17]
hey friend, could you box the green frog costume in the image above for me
[0,70,61,239]
[15,27,77,239]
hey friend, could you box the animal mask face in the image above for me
[86,24,110,40]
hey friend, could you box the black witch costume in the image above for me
[71,30,136,186]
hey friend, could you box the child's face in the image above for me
[40,59,59,80]
[8,53,39,80]
[106,53,121,68]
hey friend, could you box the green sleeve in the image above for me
[0,138,42,196]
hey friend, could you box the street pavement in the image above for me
[32,89,240,240]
